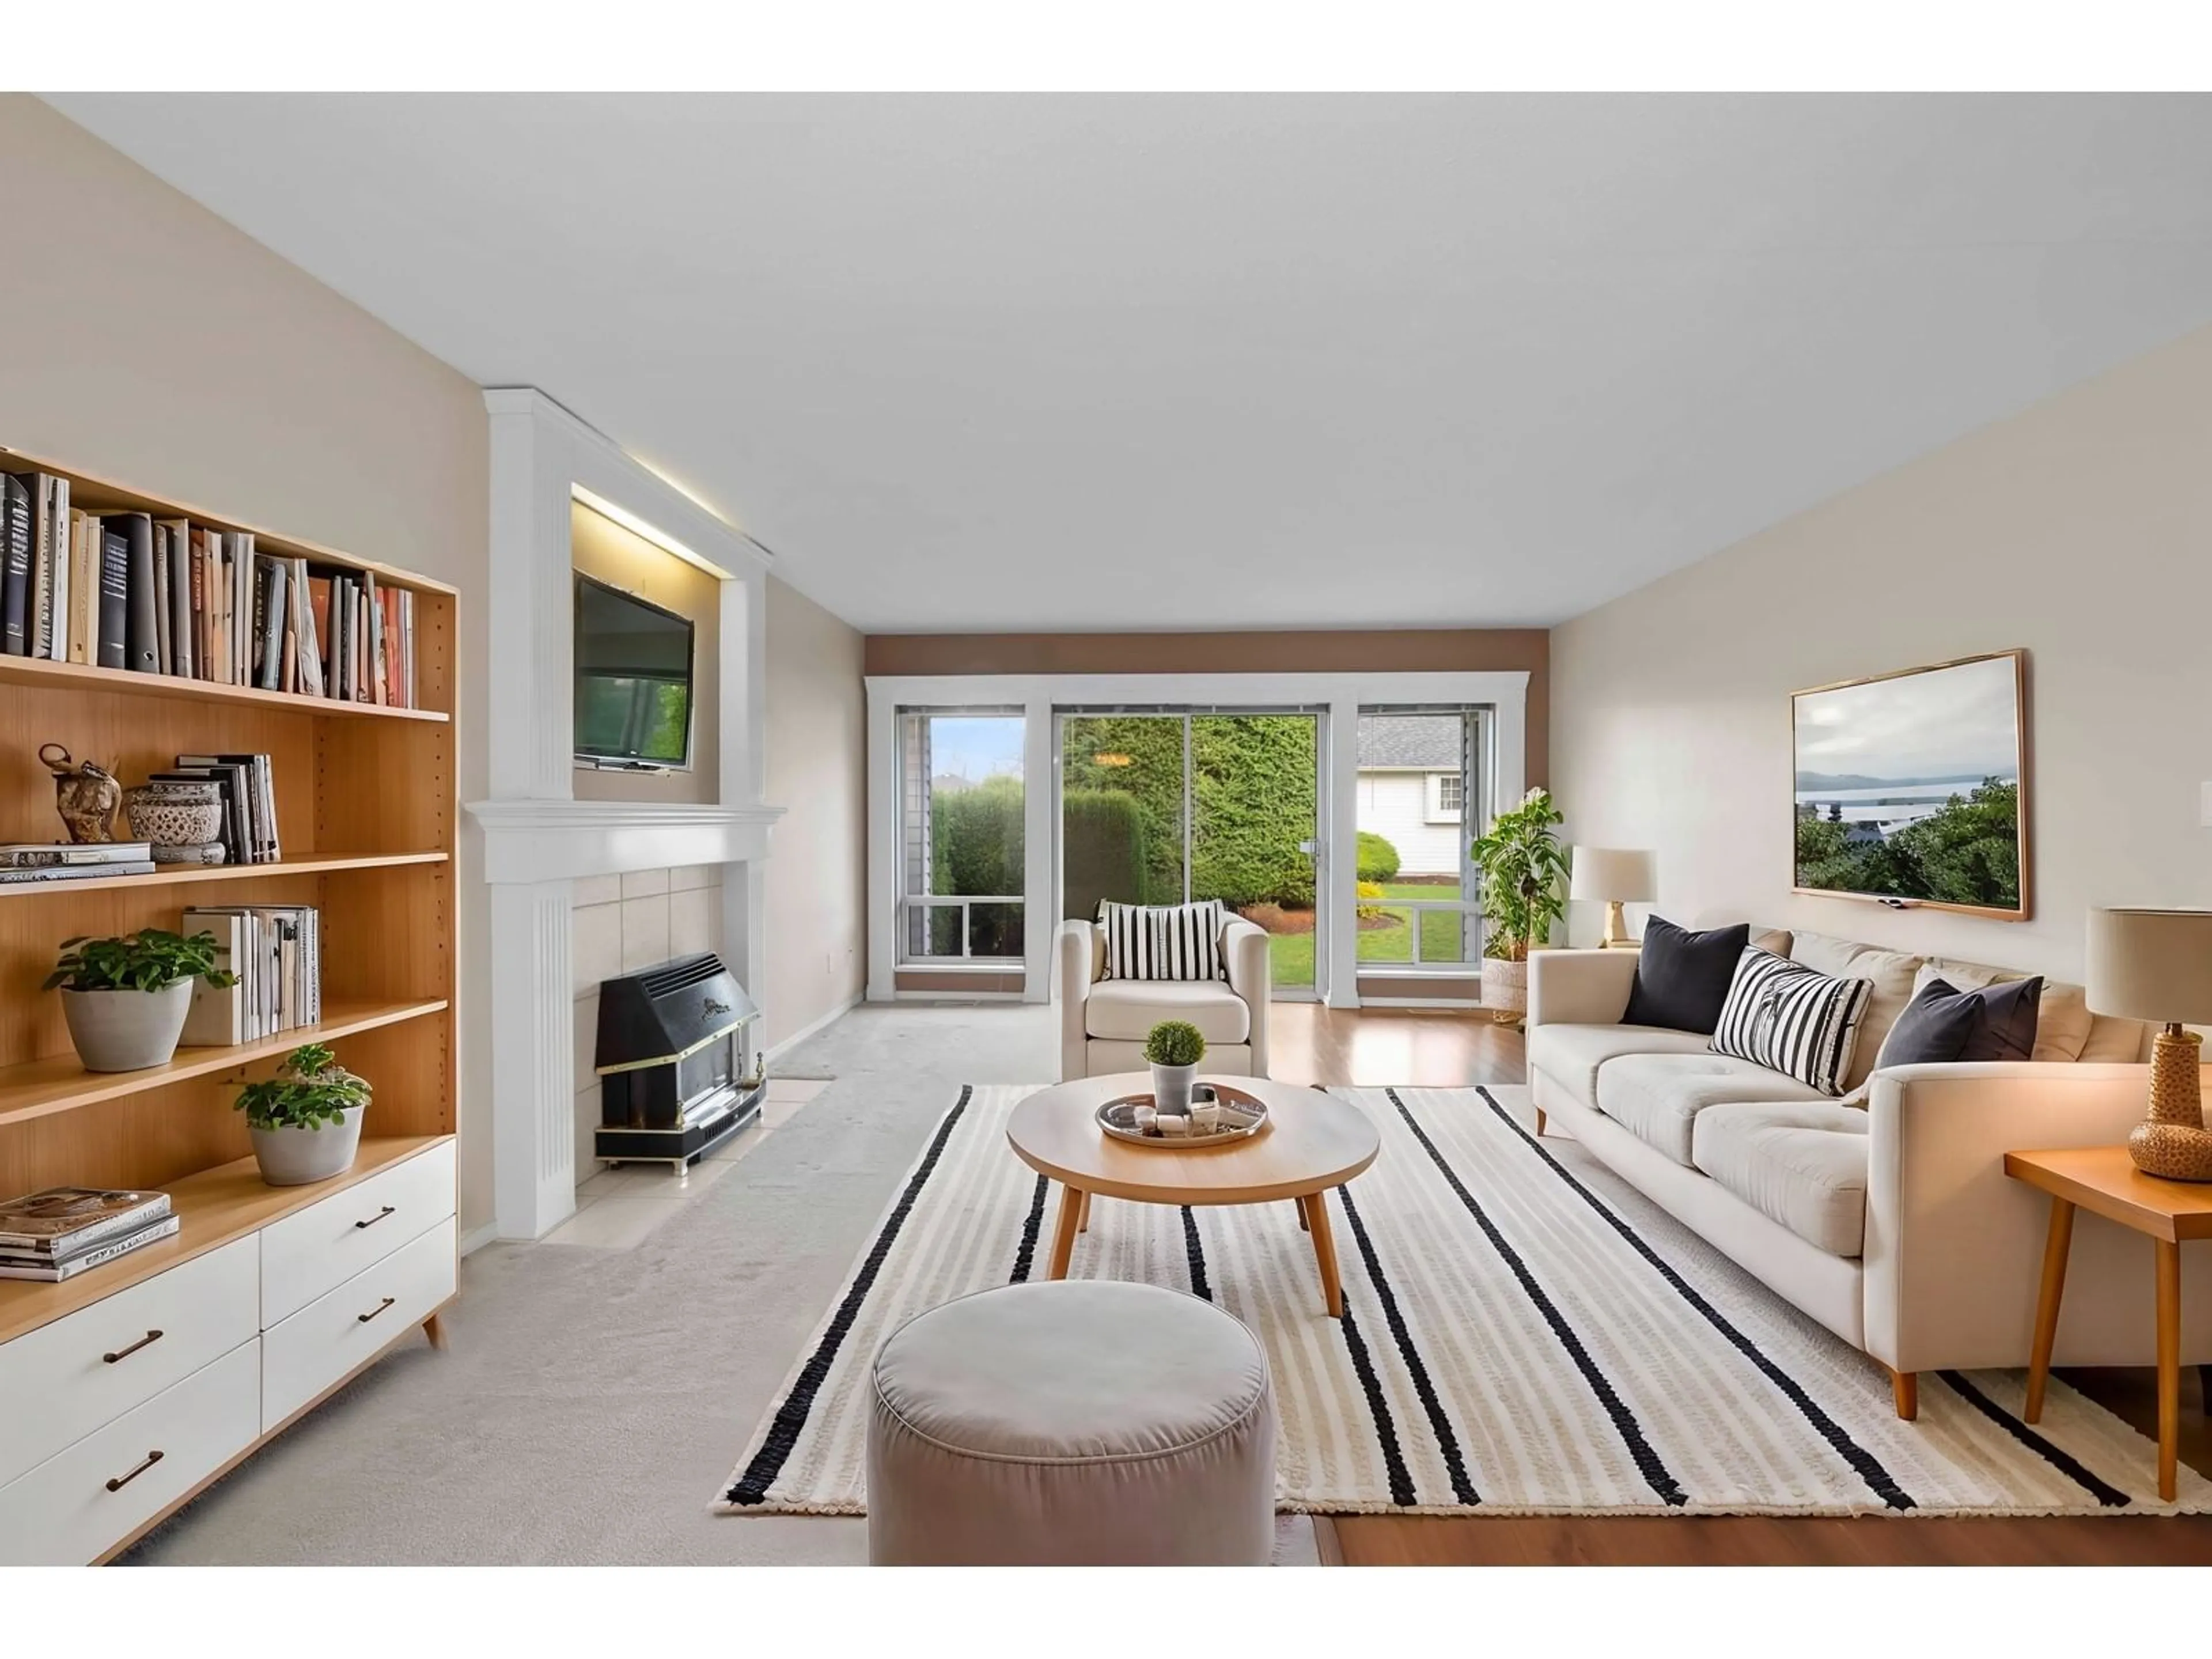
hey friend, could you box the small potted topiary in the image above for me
[1144,1018,1206,1115]
[235,1043,373,1186]
[44,929,236,1073]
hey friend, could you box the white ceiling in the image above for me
[46,93,2212,633]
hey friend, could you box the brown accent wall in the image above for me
[863,629,1550,786]
[895,970,1026,996]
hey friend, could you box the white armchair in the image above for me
[1056,916,1272,1082]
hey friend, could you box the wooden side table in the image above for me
[2003,1146,2212,1501]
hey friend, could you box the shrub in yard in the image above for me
[1062,789,1152,919]
[1190,716,1318,907]
[1356,831,1401,884]
[930,776,1025,897]
[1355,878,1389,921]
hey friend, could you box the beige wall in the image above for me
[571,866,723,1175]
[570,499,721,804]
[1550,322,2212,983]
[866,628,1550,786]
[765,577,866,1049]
[0,97,497,1232]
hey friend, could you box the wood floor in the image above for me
[1264,1003,2212,1566]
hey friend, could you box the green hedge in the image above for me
[1190,716,1317,906]
[930,777,1024,897]
[1062,790,1152,920]
[1356,831,1401,883]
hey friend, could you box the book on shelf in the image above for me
[0,1185,170,1256]
[1,473,29,655]
[0,842,153,869]
[0,859,156,885]
[173,751,279,863]
[0,1214,180,1282]
[182,903,320,1044]
[95,516,128,671]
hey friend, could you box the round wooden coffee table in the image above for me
[1006,1073,1380,1316]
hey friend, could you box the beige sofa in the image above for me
[1527,926,2212,1417]
[1056,916,1271,1082]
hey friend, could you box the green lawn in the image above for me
[1259,884,1469,987]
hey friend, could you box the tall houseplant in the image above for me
[1469,787,1571,1020]
[44,929,234,1072]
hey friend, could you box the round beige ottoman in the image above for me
[866,1280,1277,1565]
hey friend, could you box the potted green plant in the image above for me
[1469,787,1572,1021]
[235,1043,373,1186]
[44,929,235,1072]
[1144,1019,1206,1115]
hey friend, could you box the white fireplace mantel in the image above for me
[473,388,786,1243]
[467,799,786,886]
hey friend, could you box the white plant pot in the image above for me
[1480,956,1529,1022]
[1150,1062,1199,1115]
[60,982,194,1073]
[249,1105,366,1187]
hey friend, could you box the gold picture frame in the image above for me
[1790,649,2031,921]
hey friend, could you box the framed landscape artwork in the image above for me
[1791,649,2029,919]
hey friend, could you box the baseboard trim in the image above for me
[767,991,863,1066]
[459,1220,499,1258]
[1357,997,1497,1012]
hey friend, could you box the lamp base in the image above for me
[2128,1027,2212,1183]
[1600,900,1630,950]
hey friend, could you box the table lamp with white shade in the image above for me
[2085,907,2212,1181]
[1569,847,1656,950]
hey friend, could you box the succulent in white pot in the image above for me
[236,1043,372,1187]
[45,929,236,1072]
[1143,1018,1206,1116]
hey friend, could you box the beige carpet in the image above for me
[724,1082,2210,1518]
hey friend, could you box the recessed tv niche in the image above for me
[574,572,696,770]
[1791,649,2028,919]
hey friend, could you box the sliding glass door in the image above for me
[1352,707,1487,978]
[1058,710,1321,996]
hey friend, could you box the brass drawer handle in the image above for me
[358,1296,396,1324]
[105,1449,164,1493]
[355,1205,397,1230]
[102,1329,164,1365]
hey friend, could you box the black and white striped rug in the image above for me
[718,1085,2207,1516]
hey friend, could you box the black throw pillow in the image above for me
[1877,975,2044,1067]
[1622,916,1751,1035]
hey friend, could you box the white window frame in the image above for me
[1425,770,1464,824]
[893,707,1028,967]
[867,672,1527,1008]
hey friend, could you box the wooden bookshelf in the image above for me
[0,443,459,1215]
[0,1135,450,1347]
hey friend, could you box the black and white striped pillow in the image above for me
[1709,947,1873,1097]
[1097,899,1227,982]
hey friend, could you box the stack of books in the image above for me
[183,904,321,1044]
[0,841,156,887]
[1,468,420,709]
[150,752,281,866]
[0,1186,177,1283]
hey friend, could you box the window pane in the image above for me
[968,903,1025,960]
[901,711,1025,962]
[1191,715,1317,991]
[1357,710,1481,972]
[1060,715,1186,918]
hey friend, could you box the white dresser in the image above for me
[0,1137,456,1565]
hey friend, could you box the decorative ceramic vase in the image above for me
[1150,1061,1198,1115]
[60,981,194,1072]
[1482,955,1529,1022]
[39,744,122,843]
[249,1106,367,1187]
[2128,1027,2212,1182]
[124,783,225,848]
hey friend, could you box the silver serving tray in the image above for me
[1096,1084,1269,1146]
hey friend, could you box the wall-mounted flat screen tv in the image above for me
[574,573,695,769]
[1791,649,2028,919]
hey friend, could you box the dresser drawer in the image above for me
[262,1217,454,1431]
[0,1337,259,1565]
[260,1141,455,1326]
[0,1236,259,1489]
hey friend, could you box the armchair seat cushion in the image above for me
[1596,1052,1828,1166]
[1525,1023,1713,1106]
[1084,979,1252,1046]
[1692,1101,1869,1259]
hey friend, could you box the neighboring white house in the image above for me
[1355,715,1464,877]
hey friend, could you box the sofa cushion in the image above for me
[1596,1051,1828,1166]
[1877,975,2043,1067]
[1085,978,1250,1045]
[1622,916,1750,1034]
[1525,1023,1715,1108]
[1915,956,2101,1063]
[1710,948,1874,1097]
[1786,931,1923,1089]
[1692,1101,1870,1259]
